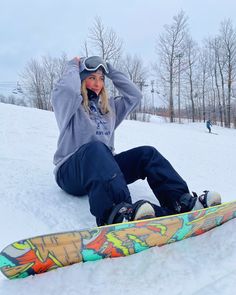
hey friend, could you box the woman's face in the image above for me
[85,70,104,95]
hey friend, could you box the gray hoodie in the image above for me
[52,58,142,175]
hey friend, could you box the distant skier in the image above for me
[206,119,212,133]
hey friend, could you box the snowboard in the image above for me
[1,200,236,280]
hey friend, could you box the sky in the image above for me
[1,0,236,94]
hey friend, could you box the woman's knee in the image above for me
[138,145,160,158]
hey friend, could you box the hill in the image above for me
[0,103,236,294]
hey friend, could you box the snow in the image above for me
[0,102,236,294]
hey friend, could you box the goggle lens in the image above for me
[83,56,109,74]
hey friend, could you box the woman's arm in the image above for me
[106,63,142,128]
[52,58,83,130]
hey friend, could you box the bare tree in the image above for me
[53,52,68,79]
[21,59,44,109]
[81,40,89,57]
[151,63,170,113]
[80,17,124,98]
[20,54,67,110]
[208,37,225,125]
[87,16,123,64]
[157,10,188,122]
[183,35,199,122]
[219,19,236,127]
[122,54,147,84]
[215,38,227,126]
[121,54,148,118]
[198,45,210,122]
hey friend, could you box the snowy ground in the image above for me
[0,102,236,295]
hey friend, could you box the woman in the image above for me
[52,55,221,226]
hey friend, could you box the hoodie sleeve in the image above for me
[106,63,142,128]
[52,58,83,131]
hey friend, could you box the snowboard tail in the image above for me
[1,200,236,279]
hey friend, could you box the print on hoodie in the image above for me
[89,100,110,136]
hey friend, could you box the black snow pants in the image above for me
[56,141,190,225]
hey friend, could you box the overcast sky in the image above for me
[1,0,236,94]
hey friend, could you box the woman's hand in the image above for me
[74,56,80,65]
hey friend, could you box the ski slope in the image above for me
[0,102,236,295]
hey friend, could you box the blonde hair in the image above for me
[81,80,110,114]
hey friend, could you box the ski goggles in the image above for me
[80,56,109,74]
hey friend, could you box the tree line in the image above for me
[156,11,236,128]
[1,12,236,128]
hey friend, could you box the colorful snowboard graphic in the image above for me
[1,200,236,279]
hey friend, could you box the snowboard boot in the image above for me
[192,190,222,210]
[107,200,156,225]
[132,200,156,221]
[178,190,222,213]
[107,202,133,225]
